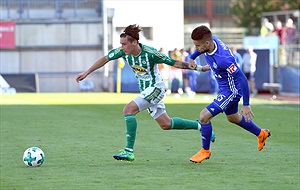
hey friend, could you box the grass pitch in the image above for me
[0,93,299,190]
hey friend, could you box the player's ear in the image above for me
[133,40,138,45]
[205,40,210,46]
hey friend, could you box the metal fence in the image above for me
[0,0,103,19]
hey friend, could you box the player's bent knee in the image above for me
[199,114,210,124]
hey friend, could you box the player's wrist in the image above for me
[196,65,203,71]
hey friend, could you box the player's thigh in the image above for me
[133,96,165,119]
[206,93,241,116]
[144,87,165,103]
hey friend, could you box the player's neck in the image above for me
[131,44,142,57]
[208,40,215,53]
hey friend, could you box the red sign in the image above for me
[0,22,16,49]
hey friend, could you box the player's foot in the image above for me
[197,120,216,143]
[257,129,271,151]
[190,148,211,163]
[113,149,134,161]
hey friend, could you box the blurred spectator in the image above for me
[273,20,285,45]
[242,46,258,97]
[180,48,196,97]
[157,47,170,91]
[230,47,243,68]
[167,48,183,96]
[283,18,297,45]
[283,18,298,65]
[260,17,274,36]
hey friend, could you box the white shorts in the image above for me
[133,87,166,119]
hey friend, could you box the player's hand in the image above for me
[188,59,197,70]
[202,65,211,72]
[76,72,88,83]
[239,105,254,122]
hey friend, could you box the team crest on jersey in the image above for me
[227,63,237,74]
[108,52,114,58]
[213,62,218,69]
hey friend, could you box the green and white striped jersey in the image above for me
[107,43,176,91]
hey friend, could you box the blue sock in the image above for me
[237,116,261,136]
[201,122,212,150]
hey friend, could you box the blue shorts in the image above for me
[206,92,242,116]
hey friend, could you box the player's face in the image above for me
[120,37,137,55]
[193,39,210,53]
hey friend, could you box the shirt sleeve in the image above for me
[189,50,201,60]
[232,70,250,106]
[153,50,176,66]
[107,47,125,61]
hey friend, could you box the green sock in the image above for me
[170,117,198,130]
[124,114,137,150]
[168,80,172,90]
[178,79,183,89]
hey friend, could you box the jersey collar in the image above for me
[207,40,217,56]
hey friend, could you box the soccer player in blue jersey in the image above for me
[188,25,271,163]
[76,24,215,162]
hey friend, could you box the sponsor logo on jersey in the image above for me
[132,65,147,74]
[227,63,237,74]
[132,65,151,81]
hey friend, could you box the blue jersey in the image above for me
[190,36,250,106]
[204,36,242,93]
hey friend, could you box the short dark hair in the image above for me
[191,25,212,41]
[120,24,142,42]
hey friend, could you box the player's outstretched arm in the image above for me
[173,60,192,70]
[76,56,109,82]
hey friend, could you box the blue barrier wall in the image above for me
[237,49,270,91]
[280,66,300,93]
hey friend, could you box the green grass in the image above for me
[0,93,299,190]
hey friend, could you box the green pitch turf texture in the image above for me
[1,93,299,190]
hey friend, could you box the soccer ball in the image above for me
[23,147,45,167]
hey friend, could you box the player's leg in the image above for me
[113,101,139,161]
[155,112,198,130]
[225,105,271,151]
[114,87,166,161]
[190,106,216,163]
[191,93,237,163]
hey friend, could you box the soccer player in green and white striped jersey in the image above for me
[76,24,215,162]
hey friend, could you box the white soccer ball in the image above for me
[23,147,45,167]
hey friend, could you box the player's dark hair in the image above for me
[120,24,142,42]
[191,25,212,41]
